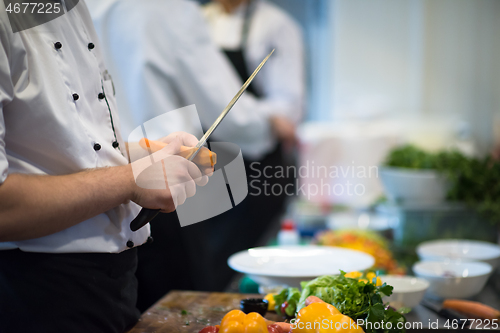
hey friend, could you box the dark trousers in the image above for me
[0,248,140,333]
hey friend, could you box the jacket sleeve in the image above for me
[0,17,15,184]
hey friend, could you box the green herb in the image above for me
[384,145,500,225]
[273,287,301,317]
[180,309,190,315]
[298,272,406,333]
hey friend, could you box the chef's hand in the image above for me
[130,135,209,212]
[158,131,214,176]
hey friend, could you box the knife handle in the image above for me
[130,208,161,231]
[139,138,216,167]
[129,139,217,232]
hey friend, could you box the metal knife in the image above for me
[130,49,275,232]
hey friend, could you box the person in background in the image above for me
[87,0,305,310]
[203,0,305,149]
[0,1,209,332]
[203,0,305,255]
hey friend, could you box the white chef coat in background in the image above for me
[203,0,305,124]
[87,0,277,160]
[0,1,149,253]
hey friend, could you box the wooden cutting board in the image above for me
[127,291,282,333]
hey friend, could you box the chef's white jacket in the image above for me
[0,0,149,253]
[87,0,277,160]
[203,0,305,125]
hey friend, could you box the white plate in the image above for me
[228,245,374,287]
[416,239,500,269]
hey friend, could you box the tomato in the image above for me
[280,301,289,315]
[267,324,285,333]
[220,320,245,333]
[221,310,246,327]
[199,326,220,333]
[292,303,341,333]
[318,314,364,333]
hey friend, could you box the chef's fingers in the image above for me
[160,131,199,148]
[184,179,197,199]
[200,165,214,177]
[195,174,209,187]
[152,137,182,162]
[185,160,209,186]
[171,184,187,207]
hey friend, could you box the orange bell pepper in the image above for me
[220,321,244,333]
[292,302,341,333]
[318,314,364,333]
[220,311,268,333]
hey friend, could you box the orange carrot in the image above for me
[139,138,216,168]
[442,299,500,320]
[273,322,292,333]
[305,296,325,306]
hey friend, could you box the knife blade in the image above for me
[130,49,275,232]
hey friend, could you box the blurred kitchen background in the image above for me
[272,0,499,153]
[196,0,500,207]
[193,0,500,267]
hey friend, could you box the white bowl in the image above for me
[380,275,429,309]
[417,239,500,270]
[379,167,450,206]
[228,245,374,287]
[412,261,492,299]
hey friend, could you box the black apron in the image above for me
[0,248,140,333]
[219,0,293,219]
[222,0,261,98]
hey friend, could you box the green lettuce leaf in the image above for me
[273,287,300,317]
